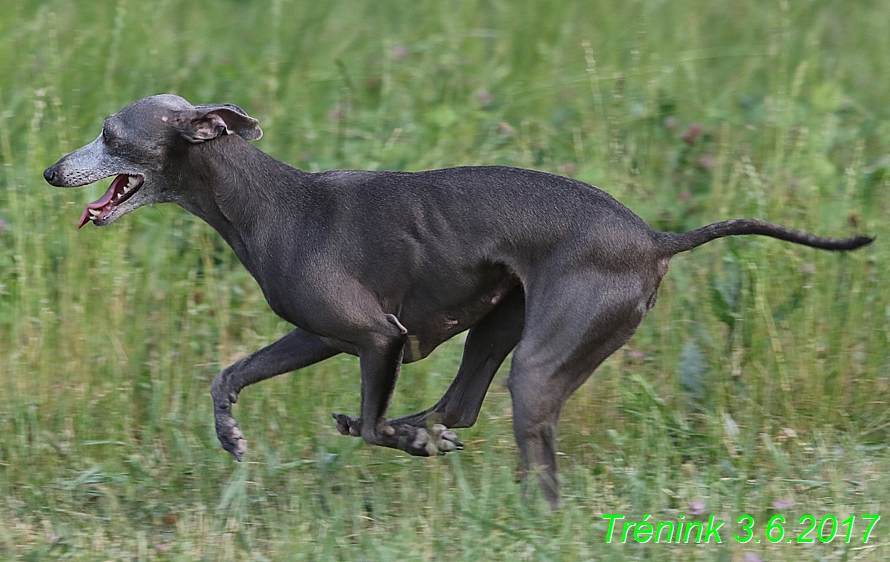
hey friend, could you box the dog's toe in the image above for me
[427,424,463,455]
[231,435,247,462]
[332,413,350,435]
[332,413,362,437]
[216,416,247,461]
[230,427,247,460]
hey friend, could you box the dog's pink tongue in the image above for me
[77,177,122,229]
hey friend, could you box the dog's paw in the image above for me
[402,424,464,456]
[211,378,246,460]
[332,413,362,437]
[332,416,463,457]
[426,424,464,455]
[215,414,247,461]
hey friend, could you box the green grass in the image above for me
[2,0,889,559]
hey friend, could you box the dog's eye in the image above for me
[101,123,118,144]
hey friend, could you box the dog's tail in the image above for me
[655,219,873,257]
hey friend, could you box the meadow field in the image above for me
[1,0,889,559]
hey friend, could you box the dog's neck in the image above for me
[176,135,311,278]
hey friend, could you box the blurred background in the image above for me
[1,1,888,559]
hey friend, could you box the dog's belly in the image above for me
[398,277,520,362]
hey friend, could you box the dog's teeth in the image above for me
[89,208,101,217]
[121,176,139,195]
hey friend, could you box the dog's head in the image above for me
[43,94,262,228]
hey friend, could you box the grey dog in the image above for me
[44,94,872,507]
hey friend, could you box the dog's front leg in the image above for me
[345,315,462,456]
[211,328,339,460]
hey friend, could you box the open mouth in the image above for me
[78,174,144,228]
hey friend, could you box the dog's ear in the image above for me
[179,104,263,143]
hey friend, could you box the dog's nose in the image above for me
[44,165,58,184]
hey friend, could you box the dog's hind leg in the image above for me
[334,287,523,444]
[390,287,525,429]
[508,271,647,508]
[212,328,339,460]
